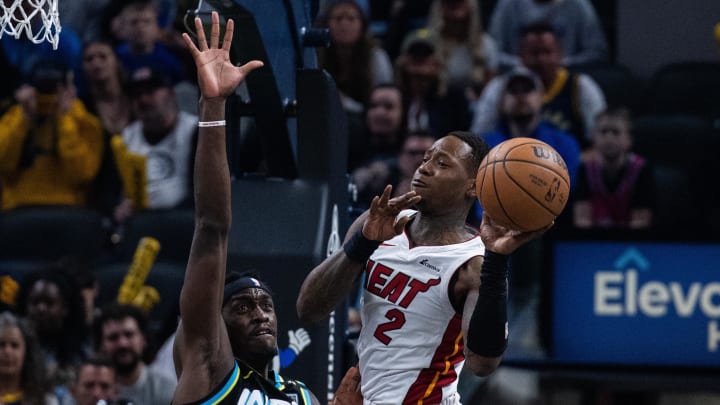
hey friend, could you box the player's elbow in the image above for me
[296,296,325,324]
[464,352,502,377]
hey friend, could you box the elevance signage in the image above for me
[552,242,720,366]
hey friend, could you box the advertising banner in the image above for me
[553,242,720,366]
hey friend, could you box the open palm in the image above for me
[182,12,263,100]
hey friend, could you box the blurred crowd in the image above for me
[1,0,719,404]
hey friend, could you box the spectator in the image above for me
[15,268,91,387]
[114,0,185,85]
[480,67,580,186]
[69,356,120,405]
[352,130,436,209]
[474,67,579,227]
[112,66,198,223]
[78,39,129,216]
[471,22,606,150]
[426,0,499,99]
[488,0,608,69]
[79,39,134,135]
[0,311,58,405]
[0,60,104,212]
[349,84,406,171]
[317,0,394,111]
[94,304,176,404]
[396,29,472,137]
[573,107,655,229]
[374,0,434,61]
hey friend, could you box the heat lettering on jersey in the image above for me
[365,260,440,308]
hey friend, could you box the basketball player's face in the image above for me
[412,136,475,209]
[223,288,278,360]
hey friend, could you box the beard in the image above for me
[112,349,141,375]
[509,112,535,127]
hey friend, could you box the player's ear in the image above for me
[465,178,477,199]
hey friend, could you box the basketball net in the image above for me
[0,0,61,50]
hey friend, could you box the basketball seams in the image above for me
[499,158,571,189]
[500,160,562,217]
[475,137,570,231]
[489,161,523,230]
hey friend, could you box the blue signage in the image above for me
[552,241,720,366]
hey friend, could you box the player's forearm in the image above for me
[194,98,231,233]
[296,251,365,323]
[464,251,508,376]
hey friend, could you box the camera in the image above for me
[29,60,72,116]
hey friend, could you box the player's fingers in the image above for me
[340,366,361,390]
[222,18,234,51]
[238,60,264,76]
[388,190,417,205]
[194,16,208,51]
[394,216,412,234]
[378,185,392,207]
[368,195,381,212]
[210,11,220,48]
[181,33,200,58]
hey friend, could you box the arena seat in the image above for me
[651,164,700,233]
[116,209,195,263]
[647,61,720,119]
[632,114,717,171]
[570,62,645,113]
[0,206,106,262]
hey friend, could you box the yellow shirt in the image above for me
[0,100,103,211]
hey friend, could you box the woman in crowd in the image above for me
[316,0,394,111]
[426,0,498,100]
[15,269,90,387]
[0,311,58,405]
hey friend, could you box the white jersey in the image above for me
[357,210,485,405]
[122,111,197,209]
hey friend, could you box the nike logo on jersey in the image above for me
[365,260,440,308]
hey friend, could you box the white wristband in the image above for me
[197,120,226,127]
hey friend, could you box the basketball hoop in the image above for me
[0,0,61,50]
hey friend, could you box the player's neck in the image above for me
[409,212,473,245]
[240,358,272,380]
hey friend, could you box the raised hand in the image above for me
[362,185,421,242]
[479,212,551,255]
[181,11,263,101]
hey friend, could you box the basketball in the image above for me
[476,137,570,232]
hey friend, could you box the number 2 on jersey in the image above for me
[374,309,406,345]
